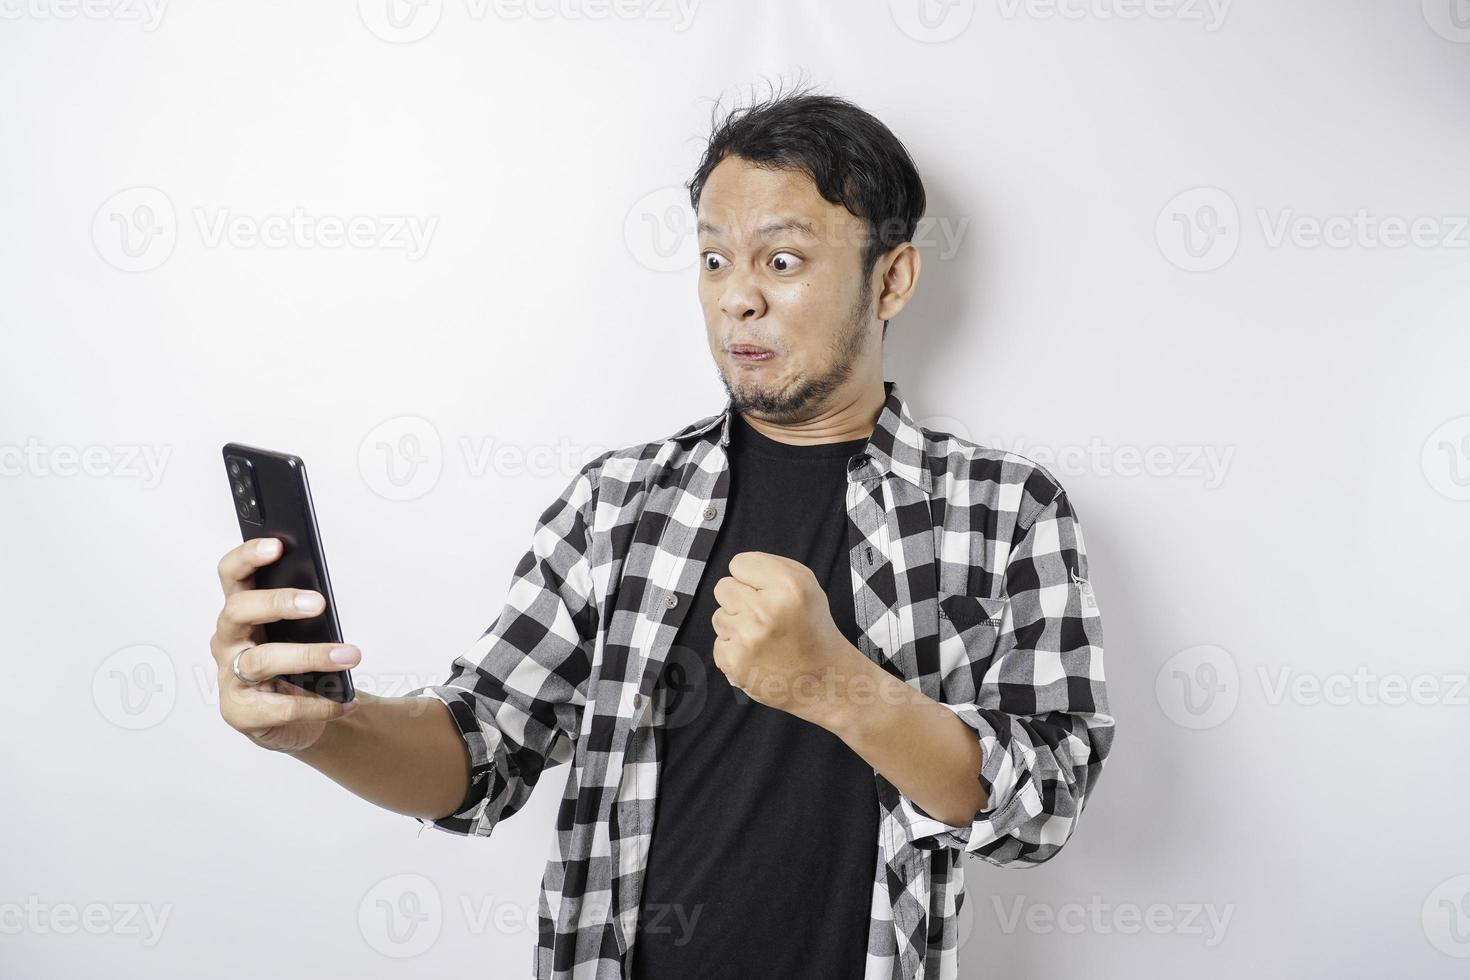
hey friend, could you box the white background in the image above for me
[3,1,1468,977]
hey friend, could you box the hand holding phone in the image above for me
[221,443,354,700]
[210,536,362,752]
[209,443,359,753]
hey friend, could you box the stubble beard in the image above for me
[717,276,874,425]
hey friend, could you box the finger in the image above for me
[243,686,356,726]
[217,537,284,596]
[221,586,326,628]
[235,642,360,683]
[726,551,787,588]
[712,575,757,612]
[212,587,326,652]
[711,606,737,639]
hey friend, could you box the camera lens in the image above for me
[228,458,241,477]
[233,480,247,498]
[236,500,250,518]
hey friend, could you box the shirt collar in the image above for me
[670,379,932,494]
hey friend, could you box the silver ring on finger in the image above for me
[232,646,262,686]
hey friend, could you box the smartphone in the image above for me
[222,443,355,703]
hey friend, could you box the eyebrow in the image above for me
[697,217,818,241]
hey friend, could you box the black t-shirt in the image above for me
[628,410,880,980]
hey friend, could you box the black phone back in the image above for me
[222,443,354,703]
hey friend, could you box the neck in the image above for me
[739,379,886,447]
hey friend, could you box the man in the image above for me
[208,88,1115,980]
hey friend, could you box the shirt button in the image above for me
[702,505,716,520]
[633,693,643,709]
[665,592,678,608]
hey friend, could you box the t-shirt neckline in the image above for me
[731,410,870,461]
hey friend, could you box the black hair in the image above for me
[687,79,927,341]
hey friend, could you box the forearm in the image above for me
[289,693,472,822]
[824,651,988,827]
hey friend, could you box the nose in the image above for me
[718,263,767,321]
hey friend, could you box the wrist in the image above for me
[287,692,376,762]
[818,644,885,739]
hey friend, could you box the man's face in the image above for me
[695,155,880,424]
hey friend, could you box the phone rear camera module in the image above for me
[227,455,263,523]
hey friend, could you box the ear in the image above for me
[875,242,921,321]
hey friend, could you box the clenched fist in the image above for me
[710,551,867,729]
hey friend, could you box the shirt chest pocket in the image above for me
[936,590,1009,683]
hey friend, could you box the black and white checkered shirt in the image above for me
[408,379,1115,980]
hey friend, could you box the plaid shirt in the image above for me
[408,379,1115,980]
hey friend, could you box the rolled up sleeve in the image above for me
[901,486,1115,866]
[405,461,602,838]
